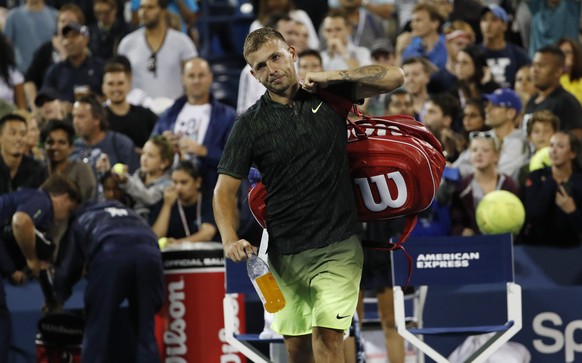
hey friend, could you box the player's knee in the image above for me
[284,335,314,362]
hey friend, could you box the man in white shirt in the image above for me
[321,9,372,71]
[117,0,197,101]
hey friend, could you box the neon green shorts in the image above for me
[268,235,363,336]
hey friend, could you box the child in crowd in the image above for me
[450,131,519,236]
[517,110,559,187]
[149,160,217,244]
[114,135,174,219]
[100,171,133,207]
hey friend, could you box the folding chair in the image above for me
[223,259,284,363]
[391,234,522,363]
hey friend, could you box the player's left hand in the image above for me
[301,71,333,93]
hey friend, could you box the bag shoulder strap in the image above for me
[362,215,417,287]
[317,89,366,137]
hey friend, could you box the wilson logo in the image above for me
[353,172,407,211]
[164,279,187,362]
[347,122,404,138]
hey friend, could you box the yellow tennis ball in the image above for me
[112,163,126,175]
[158,237,168,249]
[476,190,525,235]
[529,146,551,172]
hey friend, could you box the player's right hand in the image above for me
[224,239,255,262]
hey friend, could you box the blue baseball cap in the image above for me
[481,4,509,24]
[483,88,522,113]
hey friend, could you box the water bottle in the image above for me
[246,253,286,313]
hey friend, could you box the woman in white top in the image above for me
[249,0,319,50]
[0,30,25,110]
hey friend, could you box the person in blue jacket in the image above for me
[150,57,236,215]
[0,174,80,363]
[53,200,164,363]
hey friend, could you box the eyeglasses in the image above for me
[469,130,500,150]
[147,53,157,76]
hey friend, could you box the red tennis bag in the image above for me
[248,90,446,248]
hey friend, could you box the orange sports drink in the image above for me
[253,272,286,313]
[247,253,286,313]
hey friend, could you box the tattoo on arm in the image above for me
[352,65,388,82]
[340,65,388,83]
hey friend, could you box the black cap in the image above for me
[62,22,89,37]
[370,39,394,58]
[35,88,62,107]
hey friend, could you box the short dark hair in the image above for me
[40,174,82,204]
[386,89,413,108]
[173,160,201,180]
[428,93,461,121]
[41,119,76,145]
[76,94,108,131]
[536,45,566,69]
[0,113,27,132]
[465,98,486,120]
[264,13,293,29]
[106,54,132,74]
[104,61,130,76]
[243,27,287,63]
[298,49,322,64]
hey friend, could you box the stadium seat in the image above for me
[391,234,522,363]
[223,259,283,363]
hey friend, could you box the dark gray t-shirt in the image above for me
[218,85,360,254]
[524,86,582,132]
